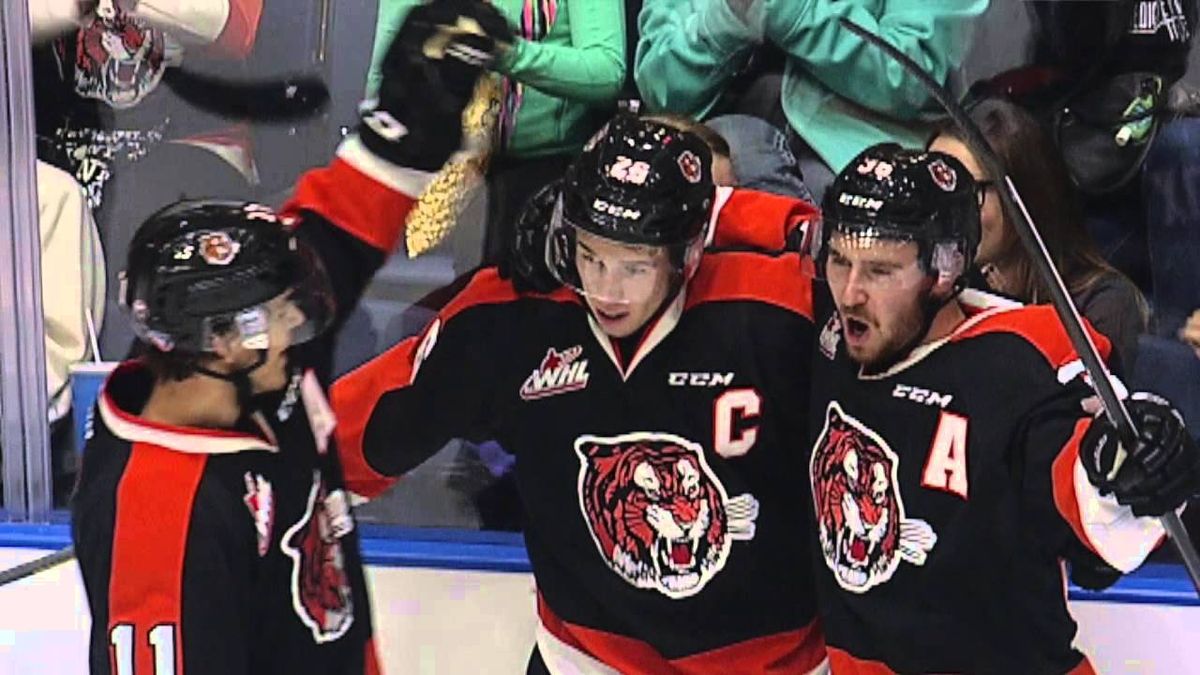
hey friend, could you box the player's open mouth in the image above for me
[594,307,629,324]
[844,317,870,343]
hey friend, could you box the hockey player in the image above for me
[331,114,829,673]
[69,1,509,672]
[805,144,1200,673]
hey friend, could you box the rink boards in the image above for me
[0,525,1196,674]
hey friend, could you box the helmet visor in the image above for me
[197,237,336,352]
[818,224,933,292]
[546,198,700,306]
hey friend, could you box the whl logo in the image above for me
[521,346,590,401]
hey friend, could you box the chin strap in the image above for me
[194,350,268,417]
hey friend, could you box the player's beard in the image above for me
[843,294,929,376]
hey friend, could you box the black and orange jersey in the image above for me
[807,289,1168,675]
[70,137,428,675]
[332,189,827,674]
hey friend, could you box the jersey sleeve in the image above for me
[79,448,253,675]
[282,135,435,329]
[331,270,518,500]
[1008,315,1166,573]
[707,187,818,252]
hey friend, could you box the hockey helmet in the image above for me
[121,200,335,354]
[814,143,981,292]
[546,114,715,304]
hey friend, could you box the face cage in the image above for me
[545,197,705,306]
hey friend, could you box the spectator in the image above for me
[366,0,626,264]
[635,0,988,201]
[1024,0,1198,336]
[37,160,107,498]
[31,0,269,360]
[929,97,1148,372]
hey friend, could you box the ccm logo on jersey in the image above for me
[520,346,591,400]
[668,372,734,387]
[892,384,954,408]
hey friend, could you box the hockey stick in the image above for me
[162,68,331,122]
[0,546,75,588]
[839,18,1200,593]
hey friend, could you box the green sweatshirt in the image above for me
[635,0,989,172]
[367,0,626,158]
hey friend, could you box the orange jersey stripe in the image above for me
[538,594,826,674]
[108,442,208,674]
[687,250,814,321]
[711,188,818,251]
[1052,418,1103,556]
[951,305,1112,367]
[283,157,417,254]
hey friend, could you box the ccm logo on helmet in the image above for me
[837,193,885,211]
[592,197,642,221]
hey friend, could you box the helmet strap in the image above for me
[195,350,268,416]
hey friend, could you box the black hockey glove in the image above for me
[359,0,512,171]
[1081,392,1200,518]
[497,180,562,294]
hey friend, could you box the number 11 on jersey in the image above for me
[110,623,177,675]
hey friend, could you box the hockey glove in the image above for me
[1081,392,1200,518]
[498,180,562,294]
[359,0,512,171]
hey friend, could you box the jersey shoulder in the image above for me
[950,301,1112,370]
[687,249,813,321]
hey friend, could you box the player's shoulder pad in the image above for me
[950,290,1112,369]
[685,248,814,321]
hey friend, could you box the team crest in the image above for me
[71,6,166,109]
[810,403,937,594]
[819,313,842,360]
[520,346,590,401]
[281,472,355,643]
[927,159,959,192]
[243,473,275,557]
[677,150,703,184]
[575,432,759,599]
[198,231,241,265]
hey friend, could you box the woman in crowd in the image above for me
[929,97,1148,372]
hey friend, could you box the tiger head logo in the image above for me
[575,432,758,599]
[72,7,166,109]
[810,402,937,593]
[281,472,354,643]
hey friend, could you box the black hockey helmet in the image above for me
[121,199,335,354]
[815,143,981,292]
[547,114,715,302]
